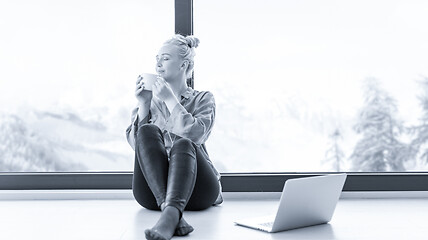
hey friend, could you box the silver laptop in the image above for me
[234,174,347,233]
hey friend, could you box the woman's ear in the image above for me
[181,60,189,70]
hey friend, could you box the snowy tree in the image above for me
[350,78,413,171]
[409,77,428,168]
[323,128,345,171]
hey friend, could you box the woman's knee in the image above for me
[171,138,196,154]
[136,124,163,147]
[137,123,161,136]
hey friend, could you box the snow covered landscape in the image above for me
[1,76,428,173]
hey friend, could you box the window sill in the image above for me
[2,190,428,201]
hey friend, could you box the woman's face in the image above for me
[156,43,186,82]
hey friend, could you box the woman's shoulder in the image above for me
[191,88,215,102]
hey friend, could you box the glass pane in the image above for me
[194,0,428,172]
[0,0,174,171]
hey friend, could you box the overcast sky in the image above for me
[194,0,428,123]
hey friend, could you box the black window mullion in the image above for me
[175,0,193,36]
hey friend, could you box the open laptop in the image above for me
[234,174,347,233]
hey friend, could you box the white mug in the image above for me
[140,73,158,91]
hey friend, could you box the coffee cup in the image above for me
[140,73,158,91]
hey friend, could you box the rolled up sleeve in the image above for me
[125,107,150,151]
[164,91,215,145]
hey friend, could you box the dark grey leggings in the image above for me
[132,124,219,212]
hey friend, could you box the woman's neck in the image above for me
[169,77,188,99]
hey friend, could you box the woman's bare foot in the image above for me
[145,206,180,240]
[174,218,194,236]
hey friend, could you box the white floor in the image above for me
[1,193,428,240]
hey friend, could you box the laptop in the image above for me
[234,174,347,233]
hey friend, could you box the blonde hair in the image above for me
[164,34,199,79]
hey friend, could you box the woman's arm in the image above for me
[127,75,153,150]
[164,91,216,145]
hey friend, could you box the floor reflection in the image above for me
[270,223,335,240]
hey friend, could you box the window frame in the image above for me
[1,0,428,192]
[1,172,428,192]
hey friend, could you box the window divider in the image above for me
[1,172,428,191]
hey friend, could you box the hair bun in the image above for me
[185,36,200,48]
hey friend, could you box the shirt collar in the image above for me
[181,87,194,100]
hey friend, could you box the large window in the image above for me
[0,0,173,171]
[1,0,428,192]
[194,0,428,172]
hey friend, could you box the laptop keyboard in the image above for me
[259,222,274,228]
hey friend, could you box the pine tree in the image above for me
[324,128,345,171]
[350,78,412,171]
[409,77,428,168]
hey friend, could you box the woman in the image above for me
[126,34,223,240]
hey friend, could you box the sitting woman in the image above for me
[126,34,223,240]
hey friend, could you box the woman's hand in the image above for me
[152,77,174,101]
[135,75,153,104]
[153,77,180,111]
